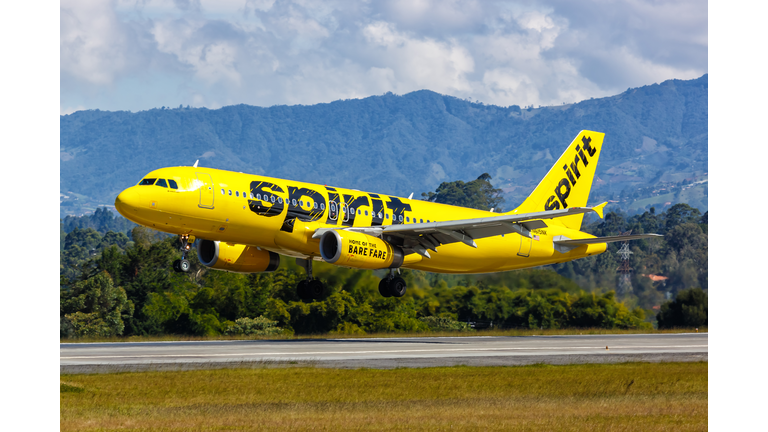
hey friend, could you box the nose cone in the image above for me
[115,187,140,218]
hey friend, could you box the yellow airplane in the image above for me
[115,130,660,299]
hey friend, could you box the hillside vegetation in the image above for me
[60,75,707,218]
[60,199,707,338]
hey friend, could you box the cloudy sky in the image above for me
[60,0,707,114]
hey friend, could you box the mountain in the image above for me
[60,74,707,218]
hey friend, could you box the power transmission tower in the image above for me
[616,230,633,294]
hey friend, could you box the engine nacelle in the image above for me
[319,230,404,269]
[197,240,280,273]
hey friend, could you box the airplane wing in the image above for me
[312,206,604,258]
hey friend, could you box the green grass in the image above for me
[60,362,707,431]
[60,327,706,343]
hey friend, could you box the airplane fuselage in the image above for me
[115,166,605,274]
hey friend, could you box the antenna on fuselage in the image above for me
[193,160,199,168]
[408,192,413,200]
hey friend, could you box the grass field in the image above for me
[61,362,707,431]
[60,327,706,344]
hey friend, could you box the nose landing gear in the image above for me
[296,258,325,301]
[379,269,406,298]
[173,235,194,273]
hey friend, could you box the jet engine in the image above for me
[197,240,280,273]
[319,230,404,269]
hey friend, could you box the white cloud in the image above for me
[60,0,707,112]
[151,19,242,85]
[362,22,475,94]
[60,0,130,85]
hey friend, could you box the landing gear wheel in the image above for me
[379,278,393,298]
[308,279,324,299]
[173,260,181,272]
[179,259,191,273]
[297,280,310,300]
[389,276,407,297]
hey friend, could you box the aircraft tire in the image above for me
[297,280,310,300]
[389,276,407,297]
[379,279,392,298]
[179,259,191,273]
[172,260,181,272]
[308,279,324,299]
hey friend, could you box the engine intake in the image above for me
[197,240,280,273]
[319,230,403,269]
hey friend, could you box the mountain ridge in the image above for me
[60,74,707,218]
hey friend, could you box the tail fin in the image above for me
[509,130,604,230]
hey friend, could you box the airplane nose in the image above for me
[115,187,140,217]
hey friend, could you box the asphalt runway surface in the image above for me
[61,333,707,374]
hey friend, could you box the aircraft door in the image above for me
[517,234,532,257]
[342,203,350,223]
[329,201,338,220]
[196,173,214,209]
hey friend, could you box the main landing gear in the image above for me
[296,258,325,301]
[173,235,194,273]
[379,269,406,298]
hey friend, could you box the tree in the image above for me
[656,287,707,328]
[421,173,505,211]
[663,204,701,232]
[60,271,134,338]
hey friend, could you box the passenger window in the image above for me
[228,190,232,196]
[406,217,410,222]
[270,195,275,203]
[320,203,325,210]
[399,215,403,222]
[257,194,262,200]
[427,220,430,223]
[250,193,254,199]
[386,214,389,219]
[420,219,423,223]
[221,189,225,195]
[292,199,297,206]
[365,210,368,216]
[278,197,283,204]
[168,179,178,189]
[235,191,239,197]
[139,178,156,185]
[155,179,168,188]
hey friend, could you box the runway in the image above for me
[61,333,707,373]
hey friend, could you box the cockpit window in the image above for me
[168,179,178,189]
[155,179,168,188]
[139,178,156,185]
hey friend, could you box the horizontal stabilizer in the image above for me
[553,233,663,253]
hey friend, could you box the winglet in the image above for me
[193,160,199,168]
[593,202,607,219]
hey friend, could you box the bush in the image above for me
[419,316,473,332]
[657,287,708,328]
[223,316,286,336]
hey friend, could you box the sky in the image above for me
[60,0,708,114]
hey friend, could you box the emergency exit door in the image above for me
[197,173,214,209]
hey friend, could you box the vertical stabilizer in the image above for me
[509,130,604,230]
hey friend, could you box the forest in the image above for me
[60,176,707,338]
